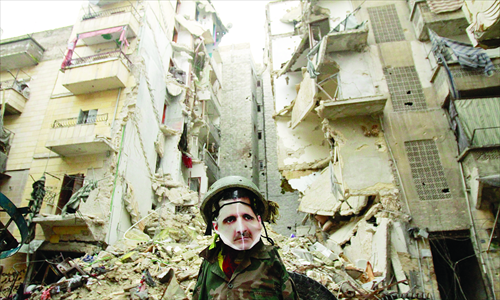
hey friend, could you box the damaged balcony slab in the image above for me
[291,71,317,129]
[32,213,106,243]
[277,33,309,77]
[323,27,369,52]
[46,136,116,157]
[0,88,28,115]
[316,95,387,120]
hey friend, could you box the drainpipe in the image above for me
[111,88,122,130]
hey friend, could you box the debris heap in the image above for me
[16,206,428,300]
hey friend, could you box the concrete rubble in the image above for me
[6,204,430,300]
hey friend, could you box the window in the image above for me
[258,131,262,140]
[257,105,262,112]
[259,161,264,170]
[257,80,261,87]
[56,174,84,215]
[77,109,97,124]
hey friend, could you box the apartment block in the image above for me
[0,0,226,286]
[265,0,499,298]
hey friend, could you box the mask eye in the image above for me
[243,214,254,221]
[223,216,236,224]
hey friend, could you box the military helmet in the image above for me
[201,176,270,233]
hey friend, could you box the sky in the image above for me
[0,0,269,63]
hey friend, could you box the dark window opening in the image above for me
[430,233,489,300]
[257,105,262,112]
[259,161,264,170]
[155,153,162,173]
[258,131,262,140]
[77,109,97,124]
[257,80,261,87]
[56,174,84,215]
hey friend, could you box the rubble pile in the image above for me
[13,206,420,300]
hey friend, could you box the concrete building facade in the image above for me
[265,0,499,299]
[0,0,226,288]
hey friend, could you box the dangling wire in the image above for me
[261,219,275,246]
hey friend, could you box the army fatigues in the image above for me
[192,240,299,300]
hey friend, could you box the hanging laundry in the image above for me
[426,0,464,14]
[428,29,495,76]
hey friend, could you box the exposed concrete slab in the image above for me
[327,216,362,246]
[371,218,391,275]
[324,27,369,52]
[340,195,369,216]
[343,220,375,263]
[291,70,317,129]
[316,95,387,120]
[299,167,343,216]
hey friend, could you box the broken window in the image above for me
[56,174,84,215]
[77,109,98,125]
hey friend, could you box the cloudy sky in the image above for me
[0,0,268,63]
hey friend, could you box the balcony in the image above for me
[409,0,469,41]
[202,149,220,183]
[78,5,140,44]
[316,95,388,121]
[32,213,106,243]
[448,97,500,158]
[0,81,29,114]
[0,36,44,71]
[45,114,115,157]
[62,50,130,95]
[432,58,500,97]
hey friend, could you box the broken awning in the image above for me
[426,0,464,13]
[465,0,500,48]
[454,98,500,147]
[175,15,214,44]
[78,26,130,46]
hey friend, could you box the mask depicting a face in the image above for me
[212,197,262,250]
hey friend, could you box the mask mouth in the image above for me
[233,231,252,241]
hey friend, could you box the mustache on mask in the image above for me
[234,231,252,241]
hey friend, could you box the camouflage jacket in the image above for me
[192,240,299,300]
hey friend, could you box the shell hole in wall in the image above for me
[406,90,412,94]
[404,102,413,106]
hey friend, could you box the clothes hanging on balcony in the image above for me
[428,29,495,76]
[426,0,464,14]
[182,153,193,168]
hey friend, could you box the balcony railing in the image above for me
[52,114,108,128]
[203,148,220,181]
[65,50,131,69]
[471,127,500,147]
[82,5,140,22]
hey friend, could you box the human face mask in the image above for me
[213,197,262,251]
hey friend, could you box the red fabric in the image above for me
[222,249,239,279]
[182,153,193,168]
[61,38,77,69]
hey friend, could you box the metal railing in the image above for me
[470,126,500,147]
[203,148,220,180]
[82,5,140,22]
[66,50,131,69]
[52,113,108,128]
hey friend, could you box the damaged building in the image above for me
[265,0,499,299]
[0,0,226,292]
[0,0,499,299]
